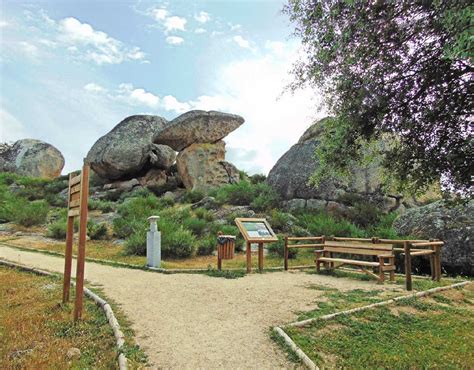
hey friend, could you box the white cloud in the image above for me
[229,23,242,31]
[166,36,184,45]
[117,83,160,108]
[194,11,210,23]
[0,108,26,142]
[0,20,9,28]
[265,40,286,56]
[164,16,187,32]
[150,8,168,21]
[233,35,250,49]
[162,95,190,113]
[84,82,107,93]
[57,17,146,65]
[195,28,206,34]
[18,41,39,58]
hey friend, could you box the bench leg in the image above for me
[378,257,385,284]
[389,256,395,282]
[429,253,436,280]
[315,251,322,273]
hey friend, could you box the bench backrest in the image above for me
[323,241,393,256]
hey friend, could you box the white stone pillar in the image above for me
[147,216,161,267]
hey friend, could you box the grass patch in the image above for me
[0,266,117,368]
[284,285,474,368]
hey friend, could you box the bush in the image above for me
[11,199,49,227]
[213,181,280,210]
[296,212,366,238]
[193,207,215,221]
[197,235,216,256]
[124,230,147,255]
[163,228,196,258]
[182,189,206,204]
[250,174,266,184]
[269,209,291,231]
[347,202,382,227]
[89,199,115,213]
[267,236,298,259]
[183,217,207,236]
[47,220,68,239]
[87,221,109,240]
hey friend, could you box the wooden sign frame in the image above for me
[235,218,278,273]
[62,163,90,321]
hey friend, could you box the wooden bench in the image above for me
[315,241,396,283]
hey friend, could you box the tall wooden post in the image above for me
[258,242,264,273]
[434,245,442,282]
[62,215,75,302]
[73,164,90,321]
[246,241,251,273]
[284,236,288,271]
[404,241,412,291]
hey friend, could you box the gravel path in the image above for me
[0,245,401,369]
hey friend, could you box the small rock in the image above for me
[191,196,218,210]
[66,347,81,360]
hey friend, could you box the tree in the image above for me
[283,0,473,197]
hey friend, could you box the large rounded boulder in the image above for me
[153,110,244,151]
[394,200,474,275]
[0,139,64,178]
[268,118,384,198]
[86,115,172,180]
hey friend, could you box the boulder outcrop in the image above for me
[393,200,474,275]
[267,117,400,212]
[0,139,64,178]
[176,141,240,190]
[153,110,244,151]
[86,115,169,180]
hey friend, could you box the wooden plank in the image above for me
[318,257,379,267]
[70,184,81,194]
[70,192,81,202]
[74,164,89,321]
[333,237,373,242]
[258,242,264,272]
[69,174,81,186]
[68,208,80,217]
[409,250,435,256]
[246,241,251,273]
[287,236,324,241]
[379,238,429,244]
[287,244,325,249]
[69,199,80,208]
[62,216,75,303]
[322,246,393,256]
[324,241,393,250]
[404,241,412,291]
[284,236,288,271]
[411,241,444,247]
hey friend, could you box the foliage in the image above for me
[295,212,366,238]
[88,199,115,213]
[11,199,49,226]
[284,0,473,196]
[87,221,109,240]
[182,189,205,204]
[249,173,266,184]
[267,236,298,259]
[47,220,68,239]
[213,181,280,210]
[164,228,196,258]
[196,235,216,256]
[269,209,292,232]
[182,217,207,236]
[193,207,215,222]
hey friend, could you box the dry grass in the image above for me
[0,266,118,368]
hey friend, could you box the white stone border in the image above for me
[0,259,128,370]
[273,280,471,369]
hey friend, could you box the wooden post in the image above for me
[378,256,385,284]
[434,245,442,282]
[246,241,251,273]
[74,164,90,321]
[284,236,288,271]
[217,245,222,271]
[404,241,412,291]
[258,242,264,273]
[62,216,75,303]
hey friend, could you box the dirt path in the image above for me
[0,245,402,369]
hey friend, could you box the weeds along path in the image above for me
[0,245,400,369]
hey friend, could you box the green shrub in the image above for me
[267,236,298,259]
[89,199,115,213]
[347,202,382,227]
[163,228,196,258]
[87,221,109,240]
[194,207,215,221]
[47,220,68,240]
[183,217,207,236]
[368,213,400,239]
[124,230,147,255]
[214,181,255,205]
[197,235,216,255]
[11,199,49,226]
[250,174,266,184]
[269,209,291,231]
[183,189,206,204]
[296,212,366,238]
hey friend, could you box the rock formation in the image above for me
[176,141,239,190]
[86,115,170,180]
[153,110,244,151]
[86,110,244,193]
[0,139,64,178]
[267,117,401,212]
[393,200,473,275]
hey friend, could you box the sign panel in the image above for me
[235,218,278,242]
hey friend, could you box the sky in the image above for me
[0,0,325,175]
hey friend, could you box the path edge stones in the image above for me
[0,258,129,370]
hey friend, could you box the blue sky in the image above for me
[0,0,324,174]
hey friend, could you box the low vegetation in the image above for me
[282,284,474,368]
